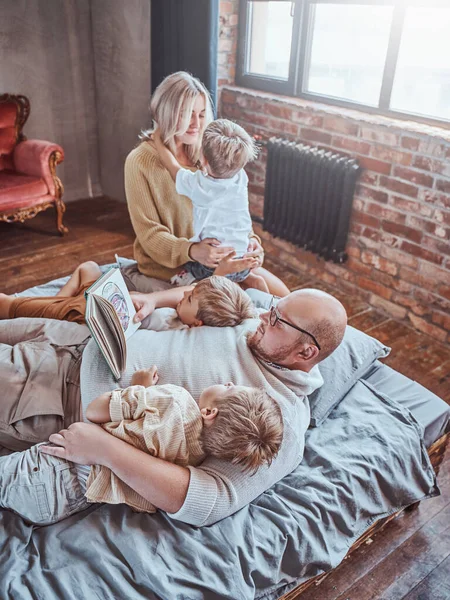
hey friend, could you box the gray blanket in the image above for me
[0,276,439,600]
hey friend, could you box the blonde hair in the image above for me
[194,276,256,327]
[201,388,283,475]
[140,71,214,166]
[202,119,258,178]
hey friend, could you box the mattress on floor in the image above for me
[1,275,448,600]
[0,368,443,600]
[363,360,450,448]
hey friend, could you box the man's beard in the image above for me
[247,330,295,365]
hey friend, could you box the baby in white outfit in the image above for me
[154,119,269,292]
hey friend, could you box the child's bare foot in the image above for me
[242,271,270,294]
[0,293,14,319]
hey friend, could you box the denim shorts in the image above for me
[185,261,250,283]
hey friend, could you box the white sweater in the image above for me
[80,320,323,526]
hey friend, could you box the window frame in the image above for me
[236,0,450,129]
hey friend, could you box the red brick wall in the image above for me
[217,2,450,343]
[220,87,450,342]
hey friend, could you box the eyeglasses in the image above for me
[269,305,321,351]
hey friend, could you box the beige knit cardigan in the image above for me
[85,384,205,512]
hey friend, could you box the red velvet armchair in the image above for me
[0,94,68,235]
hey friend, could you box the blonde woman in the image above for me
[123,71,289,296]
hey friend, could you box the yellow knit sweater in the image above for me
[124,142,195,281]
[124,142,260,281]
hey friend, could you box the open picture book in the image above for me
[85,267,141,379]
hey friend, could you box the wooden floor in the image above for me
[1,197,449,600]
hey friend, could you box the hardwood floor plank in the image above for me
[334,504,450,600]
[380,332,450,401]
[365,319,414,345]
[263,258,316,290]
[2,235,133,294]
[348,309,391,333]
[402,553,450,600]
[0,198,133,255]
[265,259,370,318]
[0,198,135,295]
[11,243,135,293]
[0,225,133,263]
[419,361,450,402]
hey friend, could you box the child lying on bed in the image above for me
[0,366,283,521]
[83,365,283,513]
[0,261,255,329]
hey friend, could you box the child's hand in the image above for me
[214,250,259,276]
[153,129,163,147]
[131,366,159,387]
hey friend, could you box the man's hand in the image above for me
[40,422,113,465]
[214,249,259,276]
[131,366,159,387]
[131,292,156,323]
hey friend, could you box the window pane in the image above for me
[246,1,293,80]
[304,4,393,106]
[390,8,450,122]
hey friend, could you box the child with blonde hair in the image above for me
[0,263,255,330]
[153,119,270,293]
[84,365,284,513]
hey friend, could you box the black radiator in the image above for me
[263,138,360,263]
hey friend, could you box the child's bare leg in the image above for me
[255,267,290,297]
[241,269,270,294]
[0,294,15,319]
[56,261,101,297]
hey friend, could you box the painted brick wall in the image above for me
[218,0,239,88]
[217,3,450,343]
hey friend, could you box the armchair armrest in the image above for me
[13,139,64,196]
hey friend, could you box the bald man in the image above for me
[0,289,347,526]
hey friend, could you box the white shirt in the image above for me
[175,168,252,257]
[143,307,188,332]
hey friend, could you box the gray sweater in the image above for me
[80,319,323,526]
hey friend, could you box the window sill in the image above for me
[221,85,450,143]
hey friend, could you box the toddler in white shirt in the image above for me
[153,119,269,292]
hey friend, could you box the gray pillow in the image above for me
[244,288,275,310]
[309,325,391,427]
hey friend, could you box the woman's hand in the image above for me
[189,238,234,268]
[214,250,260,276]
[131,292,156,323]
[131,366,159,387]
[247,237,264,268]
[39,422,113,465]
